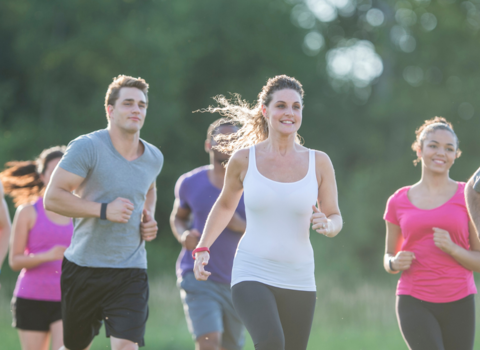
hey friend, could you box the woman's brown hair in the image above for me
[197,75,305,155]
[0,146,66,207]
[411,117,461,166]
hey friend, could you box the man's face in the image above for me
[206,125,237,164]
[108,87,147,134]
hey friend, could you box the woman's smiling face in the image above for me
[263,89,303,137]
[418,129,458,173]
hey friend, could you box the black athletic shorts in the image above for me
[61,258,149,350]
[11,297,62,331]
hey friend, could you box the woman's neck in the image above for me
[263,133,298,155]
[418,167,453,193]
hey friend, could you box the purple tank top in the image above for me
[14,197,73,301]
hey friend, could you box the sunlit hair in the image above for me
[411,116,461,166]
[197,75,305,155]
[0,146,66,207]
[104,75,149,120]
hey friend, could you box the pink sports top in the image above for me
[384,182,477,303]
[14,197,73,301]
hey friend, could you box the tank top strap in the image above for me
[33,197,46,219]
[307,149,315,177]
[248,146,257,172]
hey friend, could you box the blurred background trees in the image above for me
[1,0,479,279]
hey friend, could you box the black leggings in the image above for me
[397,294,475,350]
[231,281,316,350]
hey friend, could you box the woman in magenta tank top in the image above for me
[1,146,73,350]
[383,117,480,350]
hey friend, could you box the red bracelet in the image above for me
[192,247,210,260]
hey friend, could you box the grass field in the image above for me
[1,275,480,349]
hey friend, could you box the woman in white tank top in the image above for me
[193,75,343,350]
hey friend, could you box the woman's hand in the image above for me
[311,205,333,237]
[391,251,416,271]
[193,251,211,281]
[433,227,458,255]
[44,245,67,262]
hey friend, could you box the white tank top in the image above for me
[231,145,318,291]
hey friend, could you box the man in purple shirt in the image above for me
[170,119,246,350]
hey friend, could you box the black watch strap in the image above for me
[100,203,108,220]
[389,258,396,271]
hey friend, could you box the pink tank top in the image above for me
[14,197,73,301]
[384,182,477,303]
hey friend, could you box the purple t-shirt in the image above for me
[175,166,245,284]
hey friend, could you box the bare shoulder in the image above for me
[313,150,334,168]
[229,148,249,170]
[15,202,36,222]
[228,148,250,183]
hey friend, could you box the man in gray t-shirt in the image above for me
[45,75,163,350]
[466,167,480,238]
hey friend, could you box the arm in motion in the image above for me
[432,222,480,273]
[311,152,342,237]
[194,150,247,280]
[384,221,415,274]
[9,205,65,271]
[44,167,133,223]
[141,182,158,241]
[466,170,480,238]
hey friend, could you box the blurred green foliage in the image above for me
[0,0,479,282]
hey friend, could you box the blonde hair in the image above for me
[411,116,461,166]
[197,75,305,154]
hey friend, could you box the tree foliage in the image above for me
[0,0,479,277]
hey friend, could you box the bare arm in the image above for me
[194,150,247,280]
[170,199,201,250]
[433,222,480,272]
[466,173,480,238]
[44,167,133,223]
[384,221,415,274]
[0,183,11,271]
[170,199,192,243]
[196,151,246,249]
[9,205,66,271]
[140,182,158,242]
[144,182,156,215]
[311,152,342,237]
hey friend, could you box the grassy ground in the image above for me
[1,276,480,349]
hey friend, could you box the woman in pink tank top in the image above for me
[1,146,73,350]
[383,117,480,350]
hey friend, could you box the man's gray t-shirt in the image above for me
[59,129,163,269]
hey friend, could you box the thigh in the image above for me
[61,259,103,350]
[50,319,64,350]
[102,268,149,347]
[179,273,224,340]
[275,288,316,350]
[438,295,475,350]
[17,330,50,350]
[231,281,284,350]
[396,295,445,350]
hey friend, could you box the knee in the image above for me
[196,333,222,350]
